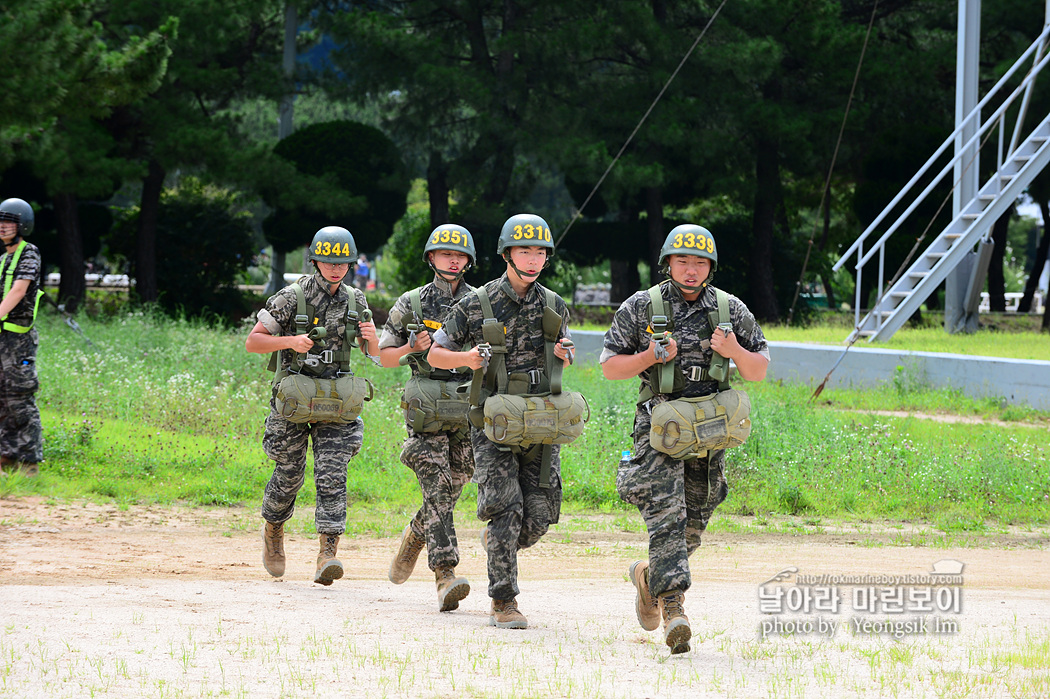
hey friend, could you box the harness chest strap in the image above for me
[0,240,43,333]
[268,279,358,382]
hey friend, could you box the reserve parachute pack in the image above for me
[467,284,589,488]
[398,287,472,432]
[0,240,44,333]
[269,278,373,424]
[644,283,752,458]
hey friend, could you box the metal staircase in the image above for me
[833,23,1050,343]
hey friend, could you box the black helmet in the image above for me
[308,226,357,263]
[0,198,34,237]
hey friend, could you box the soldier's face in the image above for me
[507,246,547,278]
[668,254,711,287]
[0,221,17,243]
[317,261,350,283]
[429,250,470,274]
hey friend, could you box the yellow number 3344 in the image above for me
[314,241,352,257]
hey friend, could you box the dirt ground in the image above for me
[1,497,1049,698]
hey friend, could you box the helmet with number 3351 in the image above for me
[497,213,555,257]
[308,226,357,264]
[422,224,476,267]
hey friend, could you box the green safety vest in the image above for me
[0,240,43,333]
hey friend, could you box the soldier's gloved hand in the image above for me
[290,334,315,353]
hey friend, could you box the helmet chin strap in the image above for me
[429,261,469,283]
[504,253,547,282]
[663,265,714,294]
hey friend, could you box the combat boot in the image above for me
[489,598,528,629]
[261,521,285,578]
[659,589,691,654]
[435,566,470,612]
[17,462,38,477]
[388,525,425,584]
[628,560,660,631]
[314,533,344,586]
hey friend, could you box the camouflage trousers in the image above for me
[471,427,561,600]
[400,426,474,571]
[0,330,42,464]
[616,407,727,598]
[260,407,364,535]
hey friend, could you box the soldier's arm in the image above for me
[245,322,314,354]
[601,339,677,380]
[709,328,768,381]
[0,279,29,318]
[600,295,677,379]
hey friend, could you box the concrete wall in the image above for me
[570,330,1050,409]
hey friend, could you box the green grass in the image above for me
[11,309,1050,531]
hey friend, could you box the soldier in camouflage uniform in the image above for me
[601,224,769,653]
[380,224,476,612]
[0,198,43,477]
[245,226,378,586]
[428,213,574,630]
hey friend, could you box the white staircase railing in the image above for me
[832,24,1050,342]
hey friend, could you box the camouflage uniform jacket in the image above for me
[378,275,475,380]
[0,241,42,329]
[257,271,368,381]
[433,273,571,385]
[601,280,769,401]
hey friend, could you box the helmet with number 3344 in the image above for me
[497,213,555,257]
[308,226,357,264]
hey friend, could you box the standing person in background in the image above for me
[354,254,370,290]
[601,224,769,654]
[427,213,576,630]
[245,226,378,586]
[0,198,44,477]
[379,224,477,612]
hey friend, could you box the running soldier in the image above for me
[380,224,477,612]
[427,213,575,630]
[601,224,769,653]
[0,198,44,477]
[245,226,378,585]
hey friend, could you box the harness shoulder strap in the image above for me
[707,287,731,390]
[401,287,435,378]
[645,284,676,398]
[468,286,508,405]
[541,287,566,394]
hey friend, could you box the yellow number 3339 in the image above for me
[672,232,714,253]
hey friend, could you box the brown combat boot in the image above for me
[314,533,344,586]
[628,560,660,631]
[489,598,528,629]
[261,521,285,578]
[659,589,691,654]
[435,566,470,612]
[388,525,425,584]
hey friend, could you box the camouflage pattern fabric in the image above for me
[257,271,369,379]
[381,275,476,570]
[602,281,767,598]
[400,427,474,570]
[0,241,42,329]
[0,330,42,464]
[258,272,369,534]
[473,430,561,600]
[434,273,571,600]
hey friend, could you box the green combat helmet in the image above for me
[308,226,357,264]
[423,224,476,282]
[659,224,718,293]
[0,198,35,238]
[497,213,554,279]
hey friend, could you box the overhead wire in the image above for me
[554,0,730,248]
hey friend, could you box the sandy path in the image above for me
[1,498,1048,698]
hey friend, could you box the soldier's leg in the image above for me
[684,450,728,556]
[310,418,363,535]
[472,428,523,601]
[0,333,43,465]
[260,411,311,524]
[402,430,462,570]
[517,445,561,549]
[618,413,690,598]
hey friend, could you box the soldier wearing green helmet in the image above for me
[600,223,770,654]
[245,225,379,586]
[428,213,579,631]
[378,223,477,613]
[0,197,44,477]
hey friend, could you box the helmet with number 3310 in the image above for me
[308,226,357,264]
[497,213,555,257]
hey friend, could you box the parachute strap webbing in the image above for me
[541,287,566,395]
[0,240,42,333]
[268,279,358,381]
[401,287,436,378]
[706,288,731,391]
[647,284,676,396]
[468,286,508,406]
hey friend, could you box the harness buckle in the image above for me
[650,314,668,332]
[294,314,310,326]
[527,369,542,385]
[320,349,334,364]
[686,366,706,382]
